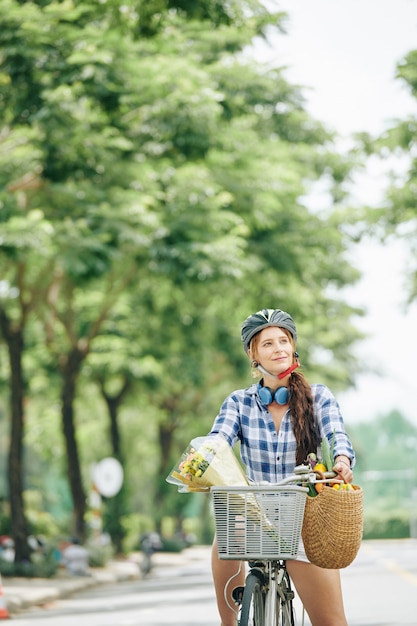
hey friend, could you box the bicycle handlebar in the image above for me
[278,464,340,485]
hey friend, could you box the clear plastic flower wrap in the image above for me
[166,434,248,492]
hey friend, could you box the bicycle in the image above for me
[211,466,339,626]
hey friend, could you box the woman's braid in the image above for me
[289,371,321,465]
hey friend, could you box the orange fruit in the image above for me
[315,482,325,493]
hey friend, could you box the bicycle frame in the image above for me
[264,561,295,626]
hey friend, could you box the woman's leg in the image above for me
[286,560,348,626]
[211,537,245,626]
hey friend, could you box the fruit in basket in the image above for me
[332,483,354,491]
[313,462,327,494]
[306,432,340,496]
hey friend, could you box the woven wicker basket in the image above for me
[301,484,363,569]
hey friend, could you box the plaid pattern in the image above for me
[209,382,355,483]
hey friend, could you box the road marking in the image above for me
[362,543,417,587]
[382,559,417,587]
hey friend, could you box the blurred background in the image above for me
[0,0,416,576]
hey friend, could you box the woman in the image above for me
[209,308,355,626]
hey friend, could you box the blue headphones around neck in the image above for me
[258,384,289,406]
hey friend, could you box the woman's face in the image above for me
[251,326,295,377]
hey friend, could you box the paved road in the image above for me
[340,539,417,626]
[9,540,417,625]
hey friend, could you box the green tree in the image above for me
[0,212,56,562]
[350,410,417,525]
[358,47,417,300]
[0,0,365,556]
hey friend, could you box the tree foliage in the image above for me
[0,0,365,558]
[350,410,417,528]
[358,46,417,301]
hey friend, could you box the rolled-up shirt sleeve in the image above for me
[209,392,244,447]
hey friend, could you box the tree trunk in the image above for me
[98,377,130,553]
[0,309,31,564]
[155,419,176,532]
[60,346,87,540]
[159,420,175,475]
[100,380,130,461]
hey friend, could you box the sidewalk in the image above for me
[2,558,139,615]
[2,547,207,616]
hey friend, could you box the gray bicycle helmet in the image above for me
[241,308,297,353]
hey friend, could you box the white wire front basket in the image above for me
[211,485,308,561]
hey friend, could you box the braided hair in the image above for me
[288,370,321,464]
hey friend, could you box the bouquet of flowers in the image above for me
[166,434,298,558]
[166,434,248,492]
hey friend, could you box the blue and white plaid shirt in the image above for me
[209,382,355,483]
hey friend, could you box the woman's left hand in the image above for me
[333,458,353,484]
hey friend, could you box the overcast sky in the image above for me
[258,0,417,425]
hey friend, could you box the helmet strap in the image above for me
[255,355,299,380]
